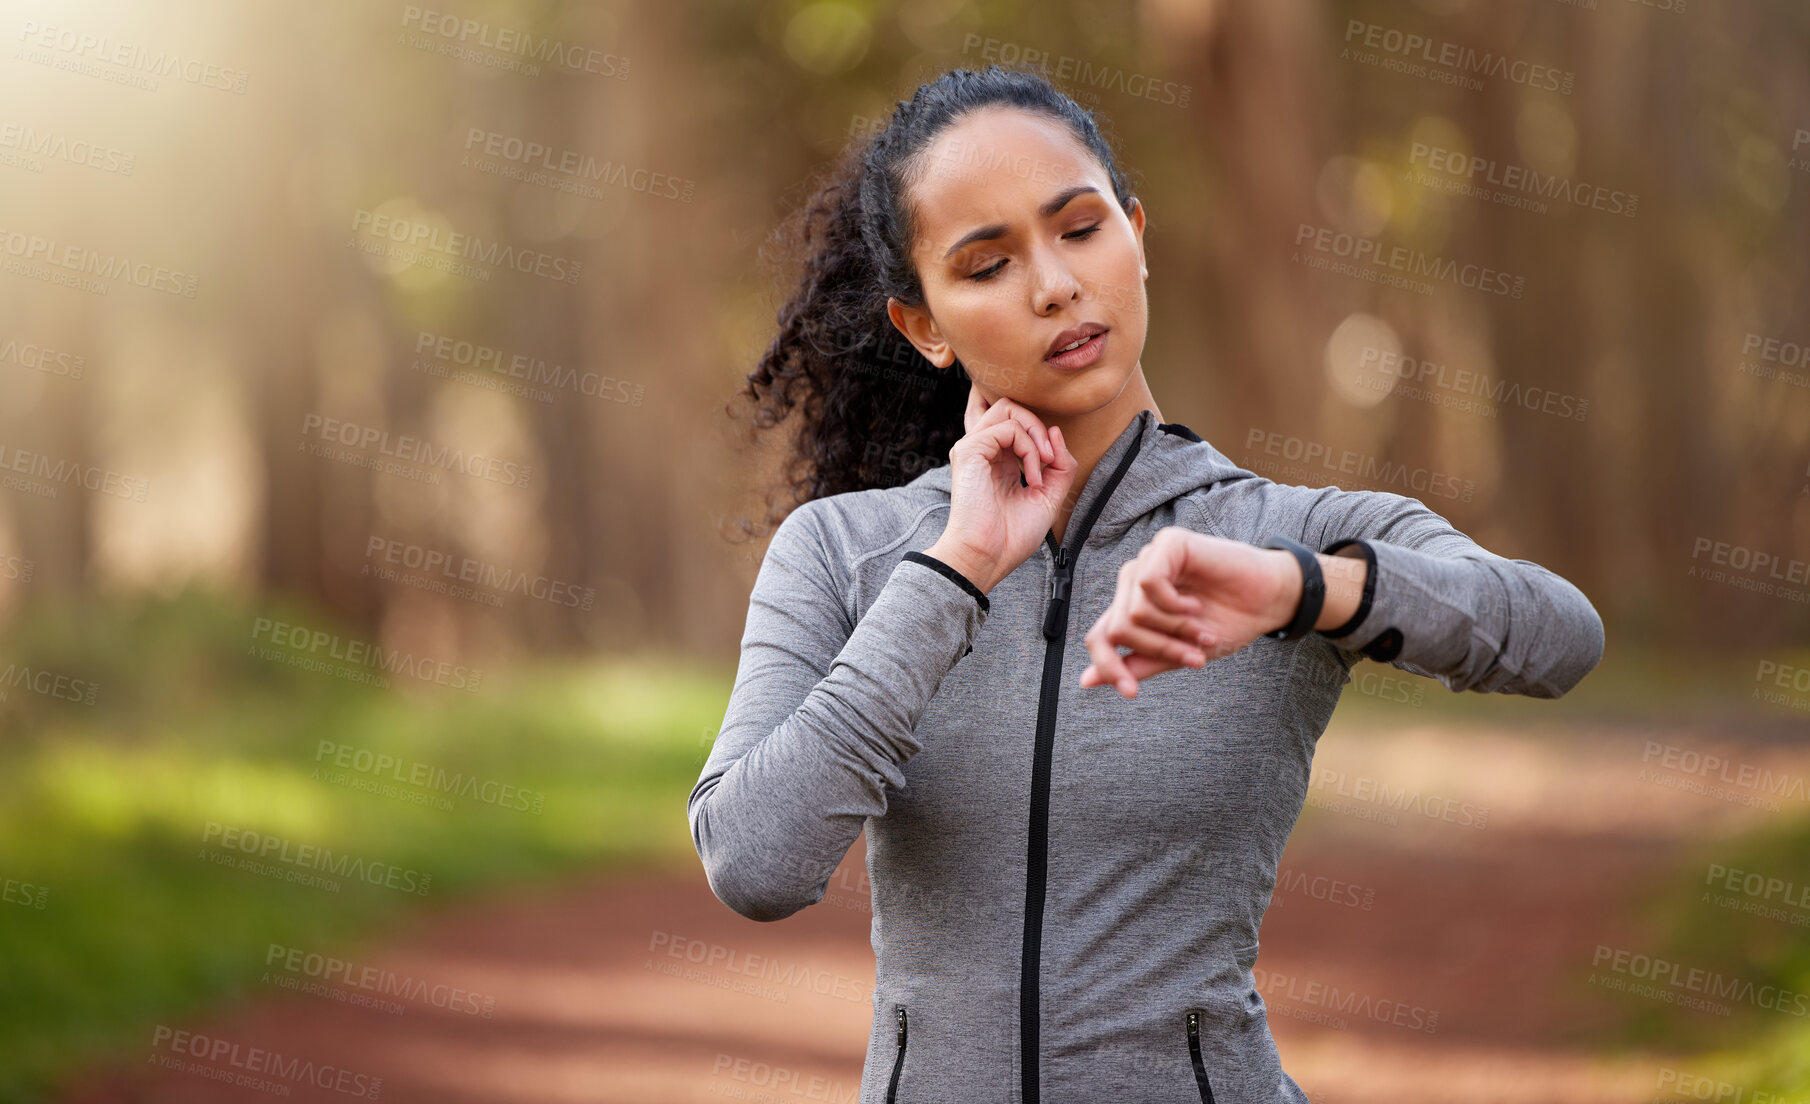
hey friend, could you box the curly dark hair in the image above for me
[726,63,1140,540]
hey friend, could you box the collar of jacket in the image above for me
[906,408,1258,546]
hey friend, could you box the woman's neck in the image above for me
[1042,364,1163,546]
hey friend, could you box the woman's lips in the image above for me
[1045,329,1107,370]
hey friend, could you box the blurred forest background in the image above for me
[2,0,1809,1101]
[0,0,1806,658]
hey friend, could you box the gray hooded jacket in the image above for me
[688,408,1605,1104]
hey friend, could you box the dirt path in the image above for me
[59,719,1807,1103]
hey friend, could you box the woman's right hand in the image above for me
[922,384,1078,594]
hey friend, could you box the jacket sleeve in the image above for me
[687,502,988,922]
[1267,483,1605,699]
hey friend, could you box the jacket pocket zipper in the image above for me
[886,1005,907,1104]
[1186,1010,1217,1104]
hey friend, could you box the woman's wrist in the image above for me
[922,538,999,595]
[1313,549,1369,632]
[1266,547,1369,633]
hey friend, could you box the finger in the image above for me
[980,396,1053,465]
[1088,575,1209,672]
[1048,425,1074,474]
[964,383,990,435]
[1139,572,1203,618]
[1081,651,1184,697]
[1127,576,1210,644]
[1084,543,1201,694]
[1015,407,1054,463]
[981,418,1043,489]
[1103,618,1209,669]
[1082,568,1144,695]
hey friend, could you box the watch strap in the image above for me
[1260,535,1324,641]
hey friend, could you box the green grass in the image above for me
[0,584,727,1103]
[1579,812,1810,1097]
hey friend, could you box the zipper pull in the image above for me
[1042,546,1072,640]
[896,1006,908,1046]
[1187,1010,1200,1040]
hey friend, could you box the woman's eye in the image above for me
[967,226,1100,282]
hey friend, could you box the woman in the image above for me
[689,65,1604,1104]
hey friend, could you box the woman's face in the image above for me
[888,106,1148,419]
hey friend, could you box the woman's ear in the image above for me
[887,296,954,368]
[1128,197,1148,281]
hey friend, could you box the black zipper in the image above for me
[1019,426,1144,1104]
[1186,1011,1217,1104]
[885,1005,907,1104]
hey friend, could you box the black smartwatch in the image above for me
[1261,535,1324,641]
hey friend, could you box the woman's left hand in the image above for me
[1079,527,1297,699]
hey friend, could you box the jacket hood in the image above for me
[904,408,1259,546]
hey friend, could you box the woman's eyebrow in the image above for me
[941,184,1102,261]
